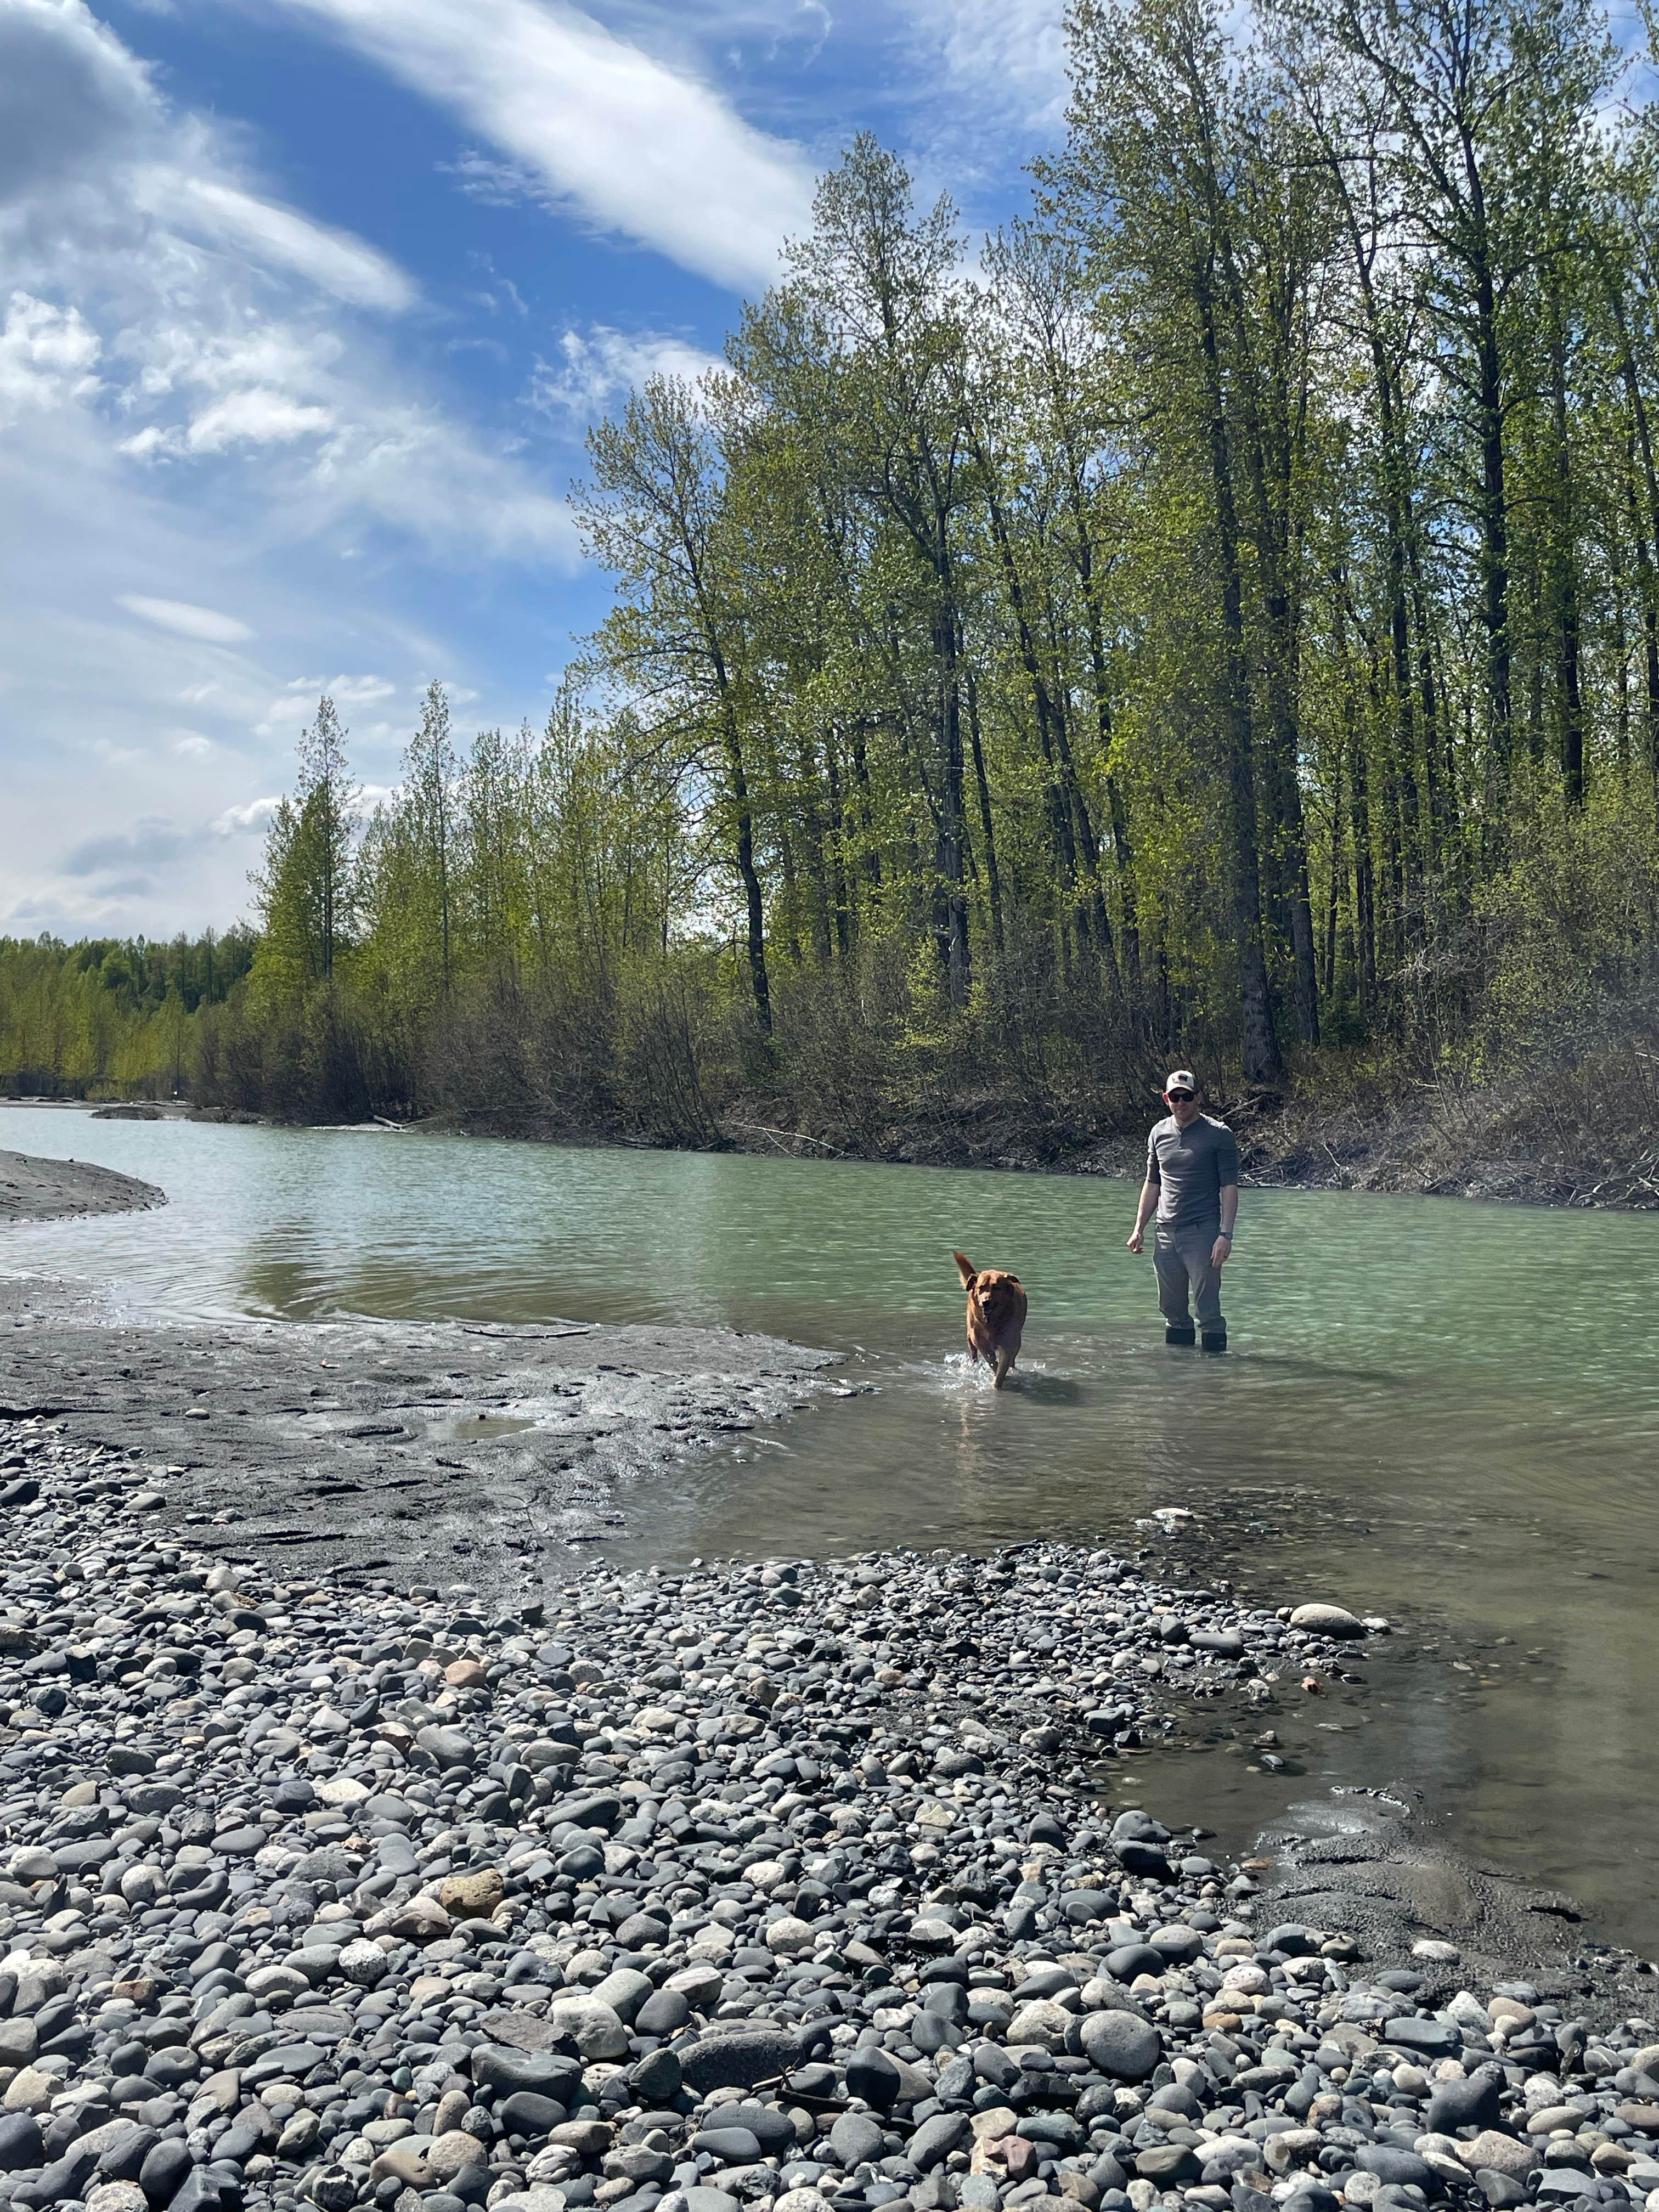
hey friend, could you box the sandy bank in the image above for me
[0,1147,166,1228]
[0,1313,842,1609]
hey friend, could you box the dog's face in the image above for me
[970,1269,1024,1329]
[952,1250,1025,1342]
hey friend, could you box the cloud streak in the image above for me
[118,594,256,644]
[139,172,419,313]
[268,0,815,290]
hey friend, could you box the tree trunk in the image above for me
[1195,258,1282,1082]
[964,669,1005,956]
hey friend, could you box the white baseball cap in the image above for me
[1163,1069,1200,1095]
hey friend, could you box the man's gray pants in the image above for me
[1154,1222,1223,1335]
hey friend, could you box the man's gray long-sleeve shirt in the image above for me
[1147,1113,1239,1229]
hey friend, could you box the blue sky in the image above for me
[0,0,1066,939]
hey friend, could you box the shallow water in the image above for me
[3,1104,1657,1953]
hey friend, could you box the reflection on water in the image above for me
[2,1105,1657,1950]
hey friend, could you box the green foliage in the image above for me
[21,0,1659,1144]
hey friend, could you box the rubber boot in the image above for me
[1200,1328,1227,1354]
[1164,1324,1195,1347]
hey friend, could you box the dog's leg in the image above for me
[992,1347,1013,1389]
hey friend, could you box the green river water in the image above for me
[3,1105,1656,1955]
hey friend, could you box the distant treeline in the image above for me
[16,0,1659,1153]
[0,930,255,1101]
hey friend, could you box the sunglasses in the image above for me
[1166,1090,1194,1102]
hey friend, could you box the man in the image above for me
[1126,1070,1238,1352]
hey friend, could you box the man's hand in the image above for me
[1211,1234,1232,1269]
[1126,1225,1144,1254]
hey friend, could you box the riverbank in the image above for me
[3,1422,1657,2212]
[388,1063,1658,1213]
[0,1152,166,1229]
[10,1060,1653,1215]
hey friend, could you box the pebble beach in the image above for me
[2,1414,1658,2212]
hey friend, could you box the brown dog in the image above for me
[953,1250,1028,1389]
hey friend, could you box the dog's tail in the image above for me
[952,1249,975,1286]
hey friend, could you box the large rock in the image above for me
[765,1915,817,1959]
[830,2115,884,2168]
[1459,2136,1538,2185]
[549,1791,622,1833]
[545,1997,629,2062]
[912,2114,973,2170]
[1288,1604,1366,1638]
[365,1895,453,1945]
[1136,2145,1201,2185]
[589,1967,653,2024]
[1079,2011,1161,2081]
[0,2113,44,2174]
[1,2068,54,2115]
[414,1724,475,1768]
[716,2107,795,2158]
[427,2131,488,2184]
[690,2125,763,2166]
[1104,1944,1165,1982]
[635,1989,691,2038]
[678,2028,798,2095]
[470,2048,583,2101]
[1428,2068,1504,2134]
[440,1867,504,1918]
[1357,2146,1435,2190]
[87,2185,147,2212]
[498,2092,568,2139]
[1006,1998,1073,2051]
[1385,2017,1460,2058]
[844,2046,901,2111]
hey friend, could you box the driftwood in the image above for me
[725,1120,843,1156]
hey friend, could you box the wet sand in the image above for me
[0,1146,165,1226]
[1,1146,841,1605]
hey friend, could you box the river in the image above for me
[3,1103,1657,1957]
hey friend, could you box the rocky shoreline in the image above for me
[2,1421,1656,2212]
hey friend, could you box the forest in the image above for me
[10,0,1659,1181]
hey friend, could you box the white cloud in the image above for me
[927,0,1066,127]
[0,4,574,562]
[184,388,338,453]
[0,292,101,424]
[527,322,728,422]
[0,3,417,311]
[141,171,417,313]
[252,672,398,736]
[213,797,280,835]
[0,1,620,940]
[267,0,815,290]
[118,594,256,644]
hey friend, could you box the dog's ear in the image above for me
[952,1250,977,1288]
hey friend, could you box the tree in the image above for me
[251,696,359,1001]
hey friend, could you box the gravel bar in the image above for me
[2,1424,1658,2212]
[0,1156,163,1231]
[0,1319,843,1607]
